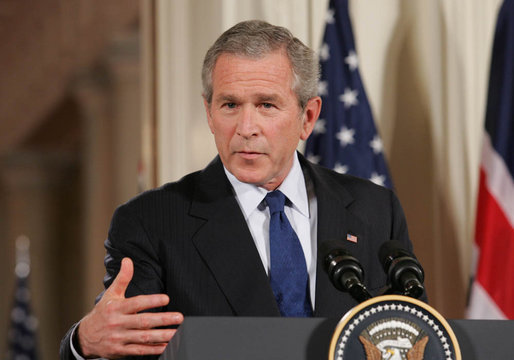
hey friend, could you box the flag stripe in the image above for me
[467,280,507,319]
[475,169,514,319]
[481,132,514,227]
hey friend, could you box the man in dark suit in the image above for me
[61,20,415,359]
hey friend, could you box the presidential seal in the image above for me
[328,295,461,360]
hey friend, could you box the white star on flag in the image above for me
[369,172,386,186]
[333,163,349,174]
[319,43,330,62]
[369,135,384,154]
[318,80,328,96]
[306,154,321,164]
[313,119,326,135]
[345,50,359,71]
[336,126,355,147]
[325,8,335,24]
[304,2,394,190]
[339,88,359,108]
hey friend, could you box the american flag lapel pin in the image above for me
[346,233,358,243]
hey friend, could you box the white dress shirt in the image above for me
[225,152,318,306]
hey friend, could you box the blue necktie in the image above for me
[265,190,312,317]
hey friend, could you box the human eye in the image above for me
[223,102,237,109]
[260,102,275,109]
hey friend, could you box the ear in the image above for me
[203,97,215,134]
[300,96,322,141]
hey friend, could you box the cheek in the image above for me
[212,121,236,145]
[275,119,303,143]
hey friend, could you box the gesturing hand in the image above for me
[76,258,184,359]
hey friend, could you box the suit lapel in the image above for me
[299,155,370,318]
[188,155,370,318]
[189,157,280,316]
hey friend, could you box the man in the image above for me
[60,20,415,359]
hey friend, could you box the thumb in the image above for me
[106,257,134,298]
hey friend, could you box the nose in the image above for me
[236,106,259,139]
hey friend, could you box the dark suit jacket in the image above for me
[60,154,414,359]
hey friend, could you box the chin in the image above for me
[234,173,263,186]
[228,166,263,185]
[226,159,255,177]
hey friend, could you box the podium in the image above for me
[160,317,514,359]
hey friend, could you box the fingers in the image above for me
[103,258,170,314]
[78,307,183,358]
[122,293,170,314]
[124,312,184,330]
[77,256,185,359]
[108,257,134,298]
[122,328,178,344]
[93,330,175,359]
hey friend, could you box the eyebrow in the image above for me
[214,93,281,104]
[215,94,239,103]
[255,94,280,103]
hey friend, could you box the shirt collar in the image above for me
[224,152,310,219]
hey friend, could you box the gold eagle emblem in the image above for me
[358,318,429,360]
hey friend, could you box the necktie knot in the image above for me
[265,190,286,215]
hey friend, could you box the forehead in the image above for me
[211,51,295,98]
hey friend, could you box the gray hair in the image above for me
[202,20,320,109]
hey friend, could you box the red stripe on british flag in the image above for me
[474,169,514,318]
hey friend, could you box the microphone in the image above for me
[379,240,425,299]
[319,241,372,303]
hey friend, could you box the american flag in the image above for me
[304,0,393,189]
[346,233,358,243]
[7,236,39,360]
[467,0,514,320]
